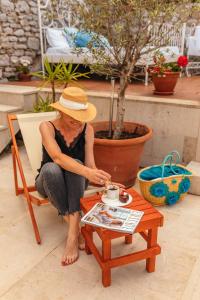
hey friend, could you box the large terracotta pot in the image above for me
[152,72,180,95]
[18,73,32,81]
[93,121,153,187]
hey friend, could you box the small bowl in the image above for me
[119,192,129,203]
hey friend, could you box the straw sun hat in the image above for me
[50,87,97,122]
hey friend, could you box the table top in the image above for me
[81,188,164,236]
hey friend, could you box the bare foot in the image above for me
[61,237,79,266]
[78,232,85,250]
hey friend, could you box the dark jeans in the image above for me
[35,161,87,216]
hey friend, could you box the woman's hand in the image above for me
[85,168,111,185]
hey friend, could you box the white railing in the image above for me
[37,0,76,72]
[149,23,186,55]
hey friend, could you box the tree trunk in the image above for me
[113,74,129,139]
[108,78,115,138]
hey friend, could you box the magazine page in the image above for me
[81,202,144,234]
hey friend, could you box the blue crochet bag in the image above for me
[137,151,193,206]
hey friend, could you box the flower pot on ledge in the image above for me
[92,121,153,187]
[152,72,180,95]
[18,73,32,82]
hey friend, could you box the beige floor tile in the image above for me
[93,283,172,300]
[181,256,200,300]
[0,147,200,299]
[0,205,66,296]
[0,192,27,234]
[158,215,200,257]
[52,225,196,299]
[1,253,99,300]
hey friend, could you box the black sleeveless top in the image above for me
[37,121,87,176]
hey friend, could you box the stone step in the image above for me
[0,123,19,154]
[0,104,23,125]
[0,125,7,132]
[187,161,200,196]
[0,104,23,154]
[0,85,38,110]
[0,126,10,154]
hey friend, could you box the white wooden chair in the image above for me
[8,112,100,244]
[186,24,200,76]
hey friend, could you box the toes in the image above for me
[61,260,67,266]
[67,257,71,265]
[61,255,67,266]
[61,257,70,266]
[61,254,79,266]
[67,256,72,265]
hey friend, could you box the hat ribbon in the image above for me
[59,96,88,110]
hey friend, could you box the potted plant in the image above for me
[71,0,196,187]
[149,52,188,95]
[32,58,89,104]
[15,58,32,81]
[31,58,89,113]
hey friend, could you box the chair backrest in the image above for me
[17,112,58,176]
[150,23,186,55]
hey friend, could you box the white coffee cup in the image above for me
[106,185,119,200]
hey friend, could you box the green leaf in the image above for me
[33,94,55,113]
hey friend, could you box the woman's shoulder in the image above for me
[39,120,56,135]
[85,123,94,136]
[85,123,94,133]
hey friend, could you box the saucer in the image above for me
[101,193,133,207]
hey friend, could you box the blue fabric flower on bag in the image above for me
[166,191,180,205]
[150,182,169,198]
[178,177,191,194]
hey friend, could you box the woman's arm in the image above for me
[39,122,110,185]
[84,123,96,169]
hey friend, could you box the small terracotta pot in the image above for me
[18,73,32,81]
[152,72,180,95]
[93,121,153,187]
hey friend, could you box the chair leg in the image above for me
[12,146,20,196]
[25,191,42,244]
[8,115,41,244]
[102,239,111,287]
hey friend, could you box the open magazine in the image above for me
[81,202,144,234]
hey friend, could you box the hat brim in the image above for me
[50,101,97,122]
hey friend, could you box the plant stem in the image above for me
[51,80,55,102]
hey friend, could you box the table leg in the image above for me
[84,225,93,255]
[102,239,111,287]
[125,235,133,244]
[146,227,158,272]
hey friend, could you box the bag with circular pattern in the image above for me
[137,151,193,206]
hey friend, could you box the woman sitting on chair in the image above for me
[35,87,111,266]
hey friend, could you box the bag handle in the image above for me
[161,151,181,178]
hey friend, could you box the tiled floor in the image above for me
[3,75,200,101]
[0,147,200,300]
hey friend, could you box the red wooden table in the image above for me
[81,188,164,287]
